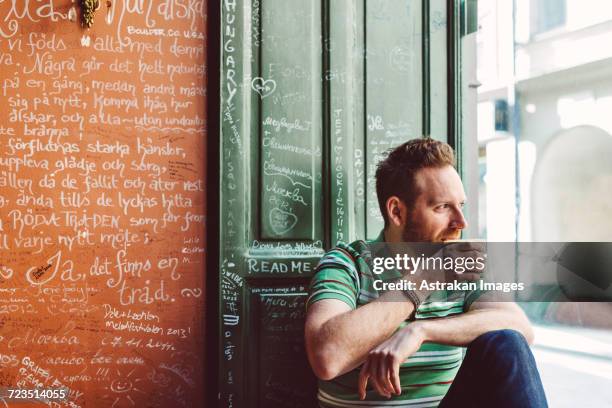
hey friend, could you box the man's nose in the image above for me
[450,208,468,230]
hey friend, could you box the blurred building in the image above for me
[475,0,612,242]
[475,5,612,407]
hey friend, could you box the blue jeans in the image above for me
[439,330,548,408]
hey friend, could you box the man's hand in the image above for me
[397,241,486,304]
[358,324,425,399]
[441,240,486,283]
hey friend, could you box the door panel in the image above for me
[247,284,313,407]
[259,0,323,240]
[219,1,455,406]
[365,0,424,237]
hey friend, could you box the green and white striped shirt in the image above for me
[307,233,481,407]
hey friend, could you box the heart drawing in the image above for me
[251,77,277,98]
[0,265,13,280]
[269,208,298,236]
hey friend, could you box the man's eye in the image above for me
[437,204,449,210]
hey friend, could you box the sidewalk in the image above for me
[533,324,612,360]
[531,324,612,407]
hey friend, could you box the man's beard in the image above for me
[401,221,461,243]
[401,222,430,242]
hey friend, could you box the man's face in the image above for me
[401,165,468,242]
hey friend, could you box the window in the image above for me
[470,1,612,405]
[532,0,567,35]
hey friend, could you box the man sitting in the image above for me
[305,139,547,407]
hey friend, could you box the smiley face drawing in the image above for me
[111,378,132,393]
[104,368,144,407]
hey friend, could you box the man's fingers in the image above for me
[358,360,370,400]
[377,354,394,396]
[448,242,486,252]
[367,354,390,398]
[390,357,402,395]
[456,272,482,281]
[371,377,391,399]
[446,248,484,260]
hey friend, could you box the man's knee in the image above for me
[474,329,528,349]
[469,329,533,365]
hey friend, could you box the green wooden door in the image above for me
[219,1,463,406]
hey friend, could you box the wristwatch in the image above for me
[402,288,422,310]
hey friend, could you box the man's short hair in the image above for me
[375,138,456,226]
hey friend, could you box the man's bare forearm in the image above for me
[311,294,415,379]
[414,304,534,346]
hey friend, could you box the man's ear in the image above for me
[386,196,407,227]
